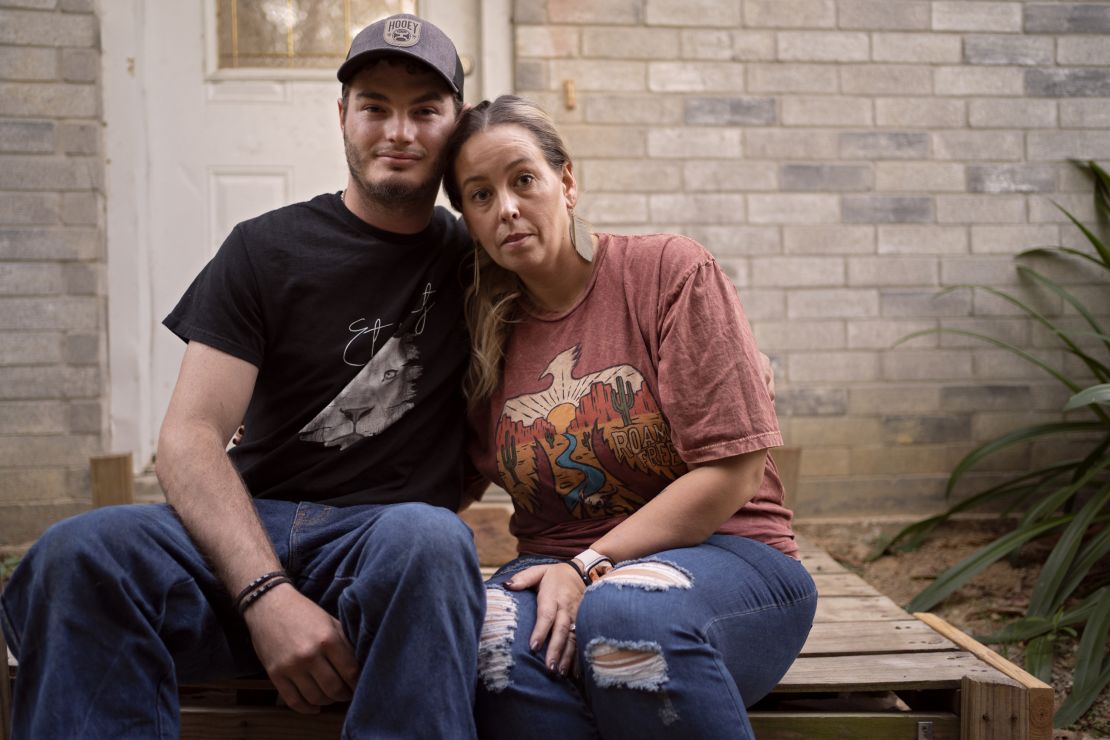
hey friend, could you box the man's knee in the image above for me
[375,503,477,562]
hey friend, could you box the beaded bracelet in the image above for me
[234,571,286,610]
[563,559,590,586]
[237,576,293,616]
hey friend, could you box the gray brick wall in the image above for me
[0,0,104,542]
[514,0,1110,517]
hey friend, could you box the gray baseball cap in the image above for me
[337,14,464,98]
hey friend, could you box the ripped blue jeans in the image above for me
[475,534,817,740]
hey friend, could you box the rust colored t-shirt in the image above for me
[468,233,798,559]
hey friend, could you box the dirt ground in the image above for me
[797,516,1110,740]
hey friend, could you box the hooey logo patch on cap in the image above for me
[383,18,421,47]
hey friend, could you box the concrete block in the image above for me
[744,0,835,28]
[1028,191,1097,222]
[849,257,938,286]
[936,195,1025,224]
[1021,133,1110,161]
[964,35,1054,66]
[749,194,840,224]
[933,131,1023,161]
[940,384,1033,411]
[0,365,98,399]
[968,98,1056,128]
[883,350,975,380]
[0,119,54,152]
[967,164,1056,194]
[0,226,100,260]
[0,262,64,294]
[797,446,851,476]
[0,8,96,45]
[0,331,62,364]
[0,433,100,467]
[0,192,59,224]
[748,63,838,93]
[781,96,873,126]
[648,62,744,92]
[739,288,785,319]
[646,0,739,26]
[851,444,955,475]
[563,125,645,157]
[840,64,933,95]
[582,159,682,193]
[0,501,93,542]
[874,163,965,193]
[0,81,98,117]
[751,256,844,287]
[63,262,100,294]
[840,131,929,160]
[780,164,872,192]
[549,60,645,91]
[777,31,869,62]
[773,386,848,415]
[0,295,100,331]
[64,332,100,364]
[730,31,777,61]
[1025,68,1110,98]
[970,225,1059,255]
[843,196,934,224]
[784,225,875,255]
[0,400,66,433]
[937,317,1027,347]
[583,94,682,125]
[748,130,838,159]
[68,399,102,433]
[789,417,883,448]
[791,475,949,517]
[881,289,972,317]
[934,66,1024,96]
[684,161,777,192]
[846,319,937,349]
[878,226,968,255]
[583,27,680,59]
[972,411,1060,442]
[789,351,880,382]
[0,0,58,7]
[648,127,741,158]
[848,384,940,414]
[61,191,99,224]
[875,98,965,129]
[1057,37,1110,66]
[973,285,1060,317]
[0,46,57,81]
[872,33,961,63]
[649,194,746,224]
[932,2,1023,32]
[516,26,579,58]
[1024,2,1110,33]
[514,60,546,91]
[678,30,732,60]
[686,225,781,256]
[685,96,776,126]
[839,0,930,29]
[788,289,879,318]
[578,193,648,224]
[546,0,641,24]
[0,155,100,190]
[0,469,67,507]
[754,320,847,350]
[514,0,546,24]
[58,121,98,154]
[60,0,94,9]
[1061,100,1110,128]
[60,47,97,82]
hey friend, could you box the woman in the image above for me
[444,96,817,739]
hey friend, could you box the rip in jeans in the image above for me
[478,586,517,692]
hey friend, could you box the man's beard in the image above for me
[344,134,444,208]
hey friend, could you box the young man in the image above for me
[1,15,483,739]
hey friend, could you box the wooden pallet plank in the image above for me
[749,711,959,740]
[798,549,849,575]
[801,620,958,656]
[811,573,882,597]
[815,595,908,622]
[181,706,343,740]
[776,652,1021,693]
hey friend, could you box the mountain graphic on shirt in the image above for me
[495,345,685,519]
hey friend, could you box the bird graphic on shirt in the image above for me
[502,345,643,425]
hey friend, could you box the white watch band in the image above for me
[572,548,610,576]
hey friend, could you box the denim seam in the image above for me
[703,589,818,635]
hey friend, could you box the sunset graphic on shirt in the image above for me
[495,345,686,519]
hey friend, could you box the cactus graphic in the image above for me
[544,429,555,447]
[500,430,521,484]
[611,376,634,426]
[582,430,591,450]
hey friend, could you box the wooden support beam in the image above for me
[90,453,134,508]
[749,711,959,740]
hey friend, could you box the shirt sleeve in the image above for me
[162,224,267,367]
[654,238,782,464]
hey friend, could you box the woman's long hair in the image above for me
[443,95,575,405]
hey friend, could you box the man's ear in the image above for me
[337,97,346,130]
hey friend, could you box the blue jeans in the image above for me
[1,500,484,739]
[475,535,817,739]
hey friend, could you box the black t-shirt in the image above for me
[164,192,470,509]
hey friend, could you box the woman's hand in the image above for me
[505,563,585,675]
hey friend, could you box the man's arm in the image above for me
[155,341,358,713]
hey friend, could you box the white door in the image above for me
[102,1,511,469]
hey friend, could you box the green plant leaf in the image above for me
[1021,455,1110,525]
[1024,632,1056,684]
[1027,482,1110,616]
[1016,266,1110,371]
[978,587,1108,643]
[1019,247,1110,274]
[1059,205,1110,270]
[1065,384,1110,411]
[1055,526,1110,612]
[1053,587,1110,728]
[904,515,1070,612]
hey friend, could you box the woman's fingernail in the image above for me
[548,662,557,672]
[504,579,515,588]
[530,640,539,652]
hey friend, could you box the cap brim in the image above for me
[336,48,460,95]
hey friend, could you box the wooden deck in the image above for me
[2,532,1053,740]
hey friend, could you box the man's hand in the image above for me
[759,351,776,402]
[242,585,361,714]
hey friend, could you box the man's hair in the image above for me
[339,56,463,117]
